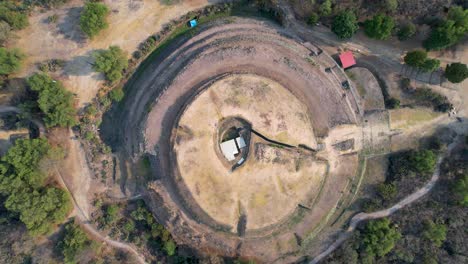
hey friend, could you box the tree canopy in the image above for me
[0,47,24,75]
[93,46,128,83]
[319,0,332,17]
[404,50,427,68]
[404,50,440,73]
[0,1,29,30]
[332,10,359,39]
[0,138,71,236]
[360,218,401,258]
[79,2,109,38]
[58,221,91,264]
[445,62,468,83]
[423,6,468,50]
[364,14,395,40]
[27,73,76,128]
[422,220,447,247]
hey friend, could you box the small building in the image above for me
[339,51,356,69]
[220,136,246,161]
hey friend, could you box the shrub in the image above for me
[0,1,29,30]
[319,0,332,17]
[332,10,358,39]
[360,218,401,258]
[422,220,447,247]
[383,0,398,13]
[27,73,76,127]
[397,22,416,41]
[445,62,468,83]
[0,47,24,75]
[376,182,397,202]
[421,58,440,73]
[404,50,427,68]
[58,221,90,264]
[452,174,468,206]
[109,88,124,102]
[93,46,128,83]
[163,239,176,256]
[413,87,452,112]
[385,97,400,109]
[308,12,319,25]
[389,149,436,180]
[364,14,395,40]
[79,2,109,38]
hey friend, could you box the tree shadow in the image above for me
[63,50,102,80]
[57,6,87,44]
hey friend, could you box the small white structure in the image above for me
[236,137,246,149]
[220,136,246,161]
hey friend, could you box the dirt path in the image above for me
[55,130,147,264]
[309,136,461,264]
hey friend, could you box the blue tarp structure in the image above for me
[189,19,198,28]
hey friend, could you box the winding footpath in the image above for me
[55,135,148,264]
[0,105,148,264]
[309,137,460,264]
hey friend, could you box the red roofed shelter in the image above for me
[339,51,356,69]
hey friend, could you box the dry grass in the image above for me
[174,74,325,230]
[389,108,442,130]
[12,0,219,106]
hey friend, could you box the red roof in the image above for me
[339,51,356,69]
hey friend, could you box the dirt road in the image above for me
[309,136,461,264]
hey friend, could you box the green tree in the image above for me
[332,10,358,39]
[422,220,447,247]
[308,12,319,25]
[385,97,400,109]
[0,138,50,192]
[376,182,397,202]
[364,14,395,40]
[27,73,76,128]
[163,239,176,256]
[452,174,468,206]
[423,6,468,50]
[319,0,332,17]
[5,187,71,235]
[445,62,468,83]
[93,46,128,83]
[79,2,109,38]
[0,138,71,236]
[421,58,440,72]
[0,1,29,30]
[383,0,398,13]
[409,149,436,174]
[397,22,416,41]
[109,88,124,102]
[404,50,427,68]
[58,221,90,264]
[0,47,24,75]
[360,218,401,258]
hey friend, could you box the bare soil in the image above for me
[11,0,222,106]
[174,74,324,230]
